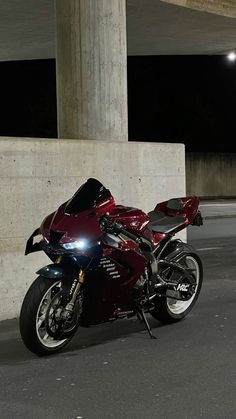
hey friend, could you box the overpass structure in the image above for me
[0,0,236,320]
[1,0,236,61]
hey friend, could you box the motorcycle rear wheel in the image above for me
[19,276,81,356]
[151,253,203,323]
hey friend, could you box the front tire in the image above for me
[151,253,203,323]
[19,276,80,356]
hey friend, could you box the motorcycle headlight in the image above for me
[62,239,90,250]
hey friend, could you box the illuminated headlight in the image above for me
[62,239,89,250]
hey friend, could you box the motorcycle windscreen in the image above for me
[65,178,112,215]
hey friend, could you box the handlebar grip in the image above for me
[112,222,124,234]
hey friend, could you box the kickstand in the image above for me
[138,308,157,339]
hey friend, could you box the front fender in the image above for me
[36,263,78,280]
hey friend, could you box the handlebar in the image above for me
[100,215,141,244]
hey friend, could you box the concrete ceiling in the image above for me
[0,0,236,61]
[161,0,236,19]
[127,0,236,55]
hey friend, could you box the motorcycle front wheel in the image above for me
[19,276,81,356]
[151,253,203,323]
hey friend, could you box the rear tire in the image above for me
[151,253,203,323]
[19,276,80,356]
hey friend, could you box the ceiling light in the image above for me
[227,52,236,62]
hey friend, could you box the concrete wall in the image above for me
[186,152,236,197]
[0,137,185,321]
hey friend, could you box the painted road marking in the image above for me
[200,203,236,207]
[196,247,222,251]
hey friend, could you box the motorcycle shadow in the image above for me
[0,316,166,364]
[63,315,165,356]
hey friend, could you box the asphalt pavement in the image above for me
[200,199,236,219]
[1,201,236,419]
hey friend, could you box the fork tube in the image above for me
[70,270,85,304]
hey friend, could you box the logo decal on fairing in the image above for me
[99,258,121,279]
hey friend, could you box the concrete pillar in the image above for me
[161,0,236,18]
[55,0,128,141]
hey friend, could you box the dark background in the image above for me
[0,56,235,152]
[0,60,57,139]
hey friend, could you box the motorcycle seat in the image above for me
[148,211,186,234]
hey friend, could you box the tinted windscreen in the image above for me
[65,178,111,214]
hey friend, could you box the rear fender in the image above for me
[191,211,203,226]
[160,240,194,262]
[157,240,200,286]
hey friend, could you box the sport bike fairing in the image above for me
[40,178,200,248]
[40,178,116,245]
[21,177,203,356]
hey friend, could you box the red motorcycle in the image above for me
[20,178,203,356]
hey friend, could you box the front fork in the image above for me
[64,269,85,315]
[55,256,85,319]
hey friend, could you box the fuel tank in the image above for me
[109,205,149,231]
[109,205,162,247]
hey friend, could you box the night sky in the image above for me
[0,56,236,152]
[128,56,236,152]
[0,60,57,139]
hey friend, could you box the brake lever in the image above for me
[99,214,113,232]
[100,214,123,235]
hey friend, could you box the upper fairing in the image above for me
[40,196,115,244]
